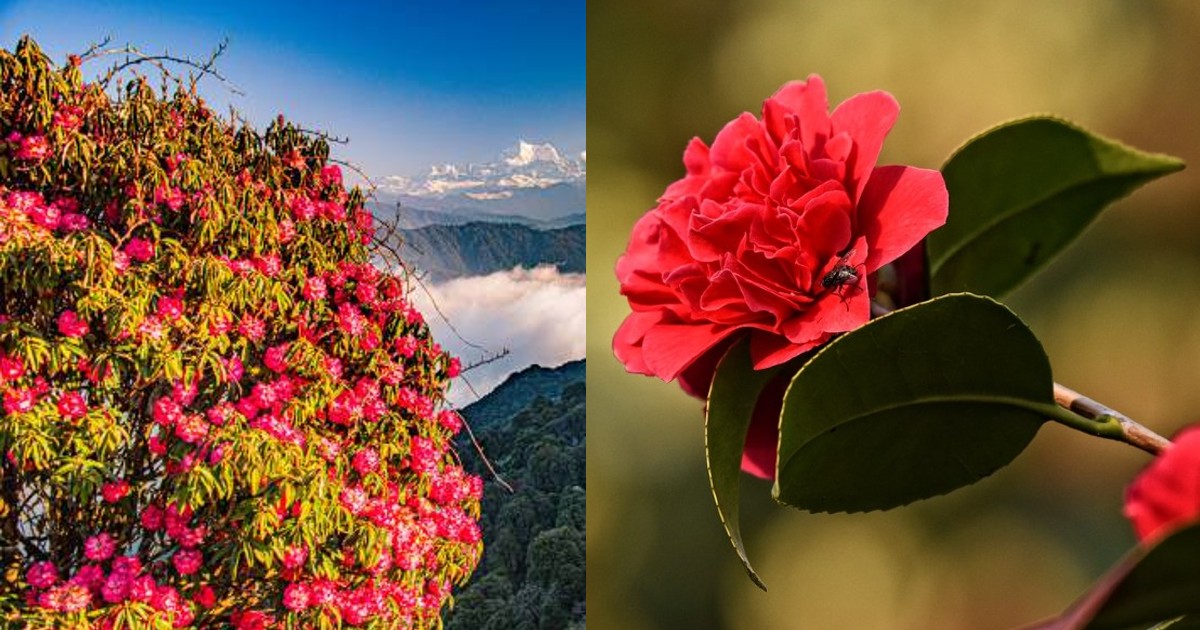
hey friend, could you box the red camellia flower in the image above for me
[1124,425,1200,542]
[613,75,948,478]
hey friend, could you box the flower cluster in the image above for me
[0,38,480,628]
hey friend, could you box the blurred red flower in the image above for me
[1125,425,1200,542]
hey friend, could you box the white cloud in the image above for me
[409,266,586,407]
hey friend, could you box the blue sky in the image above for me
[0,0,585,178]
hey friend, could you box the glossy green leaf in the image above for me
[929,117,1184,297]
[705,339,789,590]
[774,293,1056,513]
[1022,523,1200,630]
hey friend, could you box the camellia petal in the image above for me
[641,322,743,382]
[829,90,901,202]
[859,165,950,272]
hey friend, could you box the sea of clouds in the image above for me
[409,265,586,407]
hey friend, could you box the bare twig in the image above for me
[365,188,515,490]
[298,128,350,145]
[83,39,245,96]
[454,407,515,493]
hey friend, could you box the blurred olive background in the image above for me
[587,1,1200,628]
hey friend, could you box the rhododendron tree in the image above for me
[614,76,1200,628]
[0,38,481,628]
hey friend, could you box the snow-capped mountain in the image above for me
[375,140,585,221]
[380,140,584,199]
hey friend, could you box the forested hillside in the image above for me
[445,361,585,629]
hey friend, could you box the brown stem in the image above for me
[1053,383,1171,456]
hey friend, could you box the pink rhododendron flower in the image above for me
[141,505,165,530]
[281,545,308,570]
[0,353,24,381]
[137,315,166,341]
[174,414,209,444]
[1125,424,1200,542]
[317,437,342,461]
[238,313,266,342]
[56,310,89,338]
[53,105,84,130]
[3,387,36,415]
[231,610,274,630]
[42,582,92,612]
[124,237,155,262]
[26,561,59,589]
[303,275,327,301]
[438,410,463,434]
[56,391,87,419]
[340,485,369,516]
[253,254,282,277]
[221,355,244,382]
[84,533,116,561]
[58,212,89,232]
[112,250,131,272]
[147,435,168,455]
[101,480,131,503]
[195,584,217,609]
[172,549,202,575]
[408,436,438,474]
[152,397,183,427]
[157,295,184,320]
[613,75,949,479]
[154,185,185,211]
[101,572,131,603]
[353,447,381,474]
[16,134,50,161]
[278,217,297,242]
[320,164,343,186]
[282,582,311,611]
[263,343,289,373]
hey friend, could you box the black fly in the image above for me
[821,249,859,293]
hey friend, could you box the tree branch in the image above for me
[1053,383,1171,456]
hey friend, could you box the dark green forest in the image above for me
[445,361,586,629]
[397,222,585,281]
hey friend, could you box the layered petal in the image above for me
[858,165,949,272]
[830,90,900,202]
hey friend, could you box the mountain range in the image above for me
[374,140,585,223]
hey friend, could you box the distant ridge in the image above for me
[462,359,585,432]
[370,200,584,230]
[397,221,584,282]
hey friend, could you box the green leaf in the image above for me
[929,117,1184,297]
[774,294,1056,513]
[705,339,790,591]
[1023,523,1200,630]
